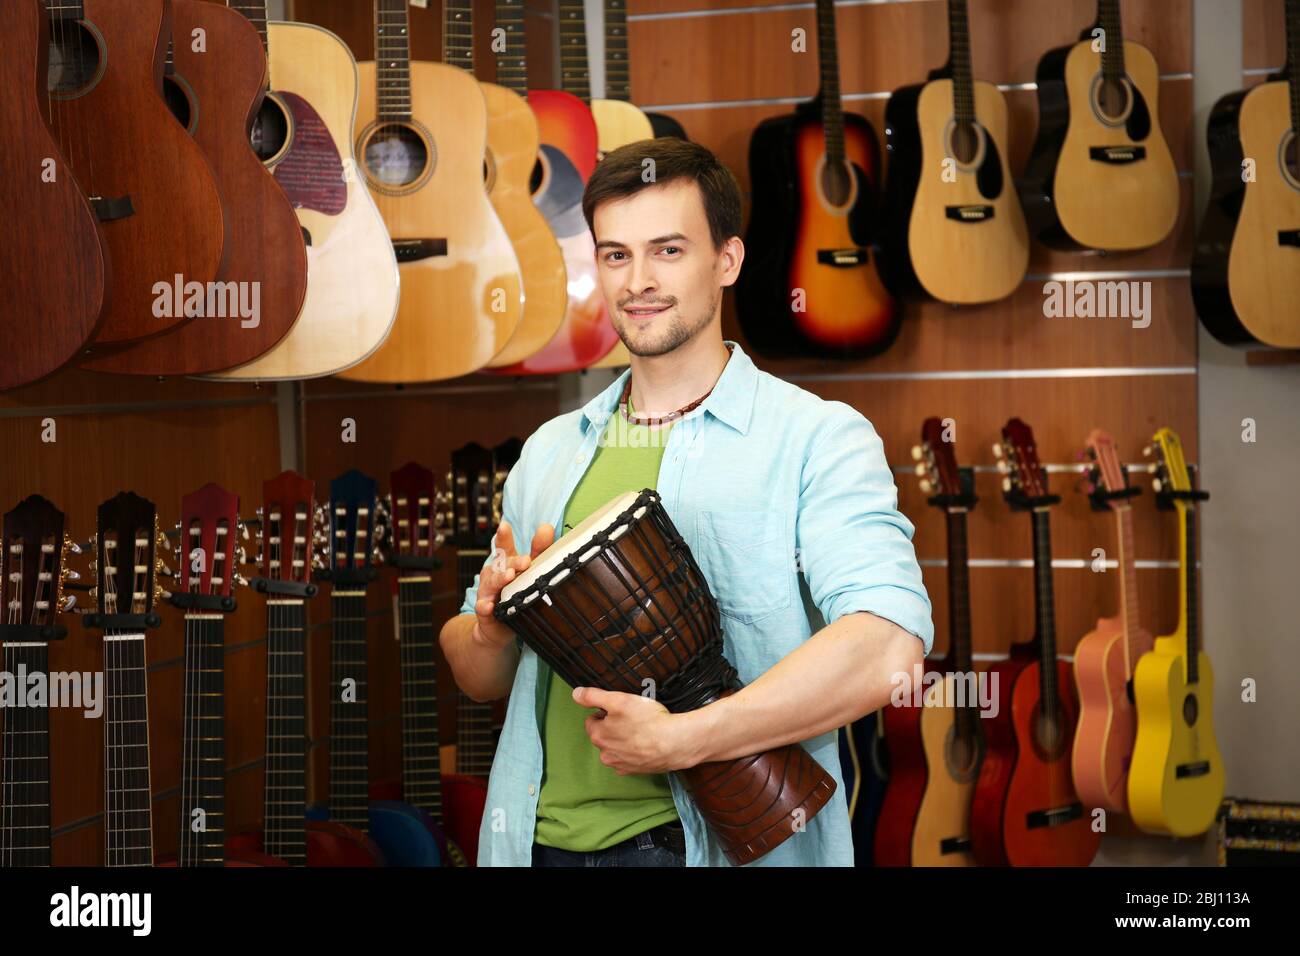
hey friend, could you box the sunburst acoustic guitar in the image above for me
[882,0,1028,305]
[1127,428,1224,837]
[1020,0,1179,252]
[339,0,523,383]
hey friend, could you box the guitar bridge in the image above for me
[1026,802,1084,829]
[1176,760,1211,779]
[816,248,869,267]
[1278,230,1300,248]
[90,195,135,223]
[939,835,972,855]
[945,205,994,222]
[1089,146,1146,165]
[393,239,448,263]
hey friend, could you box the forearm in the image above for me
[679,612,922,766]
[439,613,520,702]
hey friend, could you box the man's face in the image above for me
[592,178,742,357]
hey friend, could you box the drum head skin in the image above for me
[500,489,646,602]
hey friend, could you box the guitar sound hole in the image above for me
[363,123,430,187]
[47,20,102,97]
[944,724,981,782]
[530,155,545,194]
[252,95,291,164]
[1182,692,1198,727]
[162,76,192,132]
[1031,703,1067,761]
[1283,131,1299,188]
[1096,76,1131,122]
[820,159,853,208]
[951,121,980,166]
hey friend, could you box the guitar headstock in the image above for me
[1081,428,1140,511]
[91,492,167,621]
[911,417,973,507]
[326,469,380,580]
[179,483,242,602]
[2,495,79,633]
[1145,427,1193,496]
[448,442,495,549]
[388,461,442,563]
[258,470,318,589]
[995,418,1052,505]
[492,437,523,527]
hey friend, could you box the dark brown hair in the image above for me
[582,138,743,250]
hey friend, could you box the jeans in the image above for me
[531,822,686,867]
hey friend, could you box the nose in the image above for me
[626,254,659,301]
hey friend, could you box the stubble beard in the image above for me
[615,287,721,358]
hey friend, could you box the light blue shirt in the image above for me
[459,340,934,866]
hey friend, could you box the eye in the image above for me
[660,246,681,256]
[605,250,628,263]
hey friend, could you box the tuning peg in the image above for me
[1151,477,1163,492]
[59,594,78,613]
[913,462,927,477]
[1142,444,1152,457]
[992,442,1003,459]
[996,458,1009,474]
[232,572,249,588]
[919,478,933,494]
[63,535,82,556]
[62,568,81,582]
[1001,477,1012,493]
[910,444,922,461]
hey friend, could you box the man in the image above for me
[439,138,932,867]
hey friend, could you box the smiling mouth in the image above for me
[623,304,671,319]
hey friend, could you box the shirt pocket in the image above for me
[693,509,792,625]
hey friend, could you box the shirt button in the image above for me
[528,784,536,796]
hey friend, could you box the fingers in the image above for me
[493,520,519,558]
[531,523,556,559]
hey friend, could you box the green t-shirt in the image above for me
[533,402,682,851]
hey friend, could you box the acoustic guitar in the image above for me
[1071,429,1153,814]
[0,0,106,392]
[737,0,898,359]
[838,711,888,865]
[205,1,400,382]
[226,471,385,866]
[602,0,688,142]
[881,0,1028,305]
[46,0,227,350]
[1021,0,1179,252]
[83,491,166,866]
[163,483,284,866]
[442,0,567,370]
[84,1,308,376]
[488,0,619,376]
[338,0,524,383]
[0,495,78,866]
[1127,428,1224,836]
[970,420,1100,867]
[1192,0,1300,349]
[877,418,984,866]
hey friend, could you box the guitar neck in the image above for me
[495,0,529,96]
[445,0,474,73]
[947,0,976,125]
[456,550,496,775]
[604,0,631,102]
[557,0,592,101]
[1177,503,1202,684]
[1287,0,1300,136]
[178,614,226,866]
[1113,503,1142,676]
[263,599,308,865]
[329,590,370,829]
[228,1,270,53]
[397,576,444,821]
[1,643,53,867]
[103,629,153,867]
[814,0,846,167]
[1097,0,1127,79]
[376,0,413,120]
[1029,509,1061,710]
[945,507,980,739]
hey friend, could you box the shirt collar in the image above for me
[581,339,758,436]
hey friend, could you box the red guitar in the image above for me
[874,417,982,866]
[970,419,1101,866]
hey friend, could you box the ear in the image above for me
[718,236,745,288]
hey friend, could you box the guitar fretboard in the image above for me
[604,0,631,103]
[1030,509,1061,714]
[457,551,496,777]
[495,0,529,97]
[557,0,592,102]
[1113,502,1142,676]
[329,591,371,830]
[1,642,52,867]
[1098,0,1128,81]
[1180,505,1201,685]
[228,1,270,52]
[178,615,226,866]
[947,0,977,126]
[104,630,153,868]
[1286,0,1300,140]
[263,599,309,865]
[376,0,413,121]
[815,0,846,169]
[397,577,444,820]
[445,0,474,73]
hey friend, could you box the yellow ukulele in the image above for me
[1127,428,1224,836]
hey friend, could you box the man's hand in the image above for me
[573,686,696,775]
[471,520,554,650]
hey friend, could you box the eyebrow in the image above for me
[594,233,692,251]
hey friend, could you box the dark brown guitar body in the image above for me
[0,0,107,390]
[47,0,227,350]
[84,0,306,375]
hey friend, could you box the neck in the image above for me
[626,335,731,420]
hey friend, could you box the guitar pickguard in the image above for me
[273,91,347,216]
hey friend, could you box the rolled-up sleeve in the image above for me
[796,406,934,654]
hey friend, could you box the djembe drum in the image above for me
[495,488,835,865]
